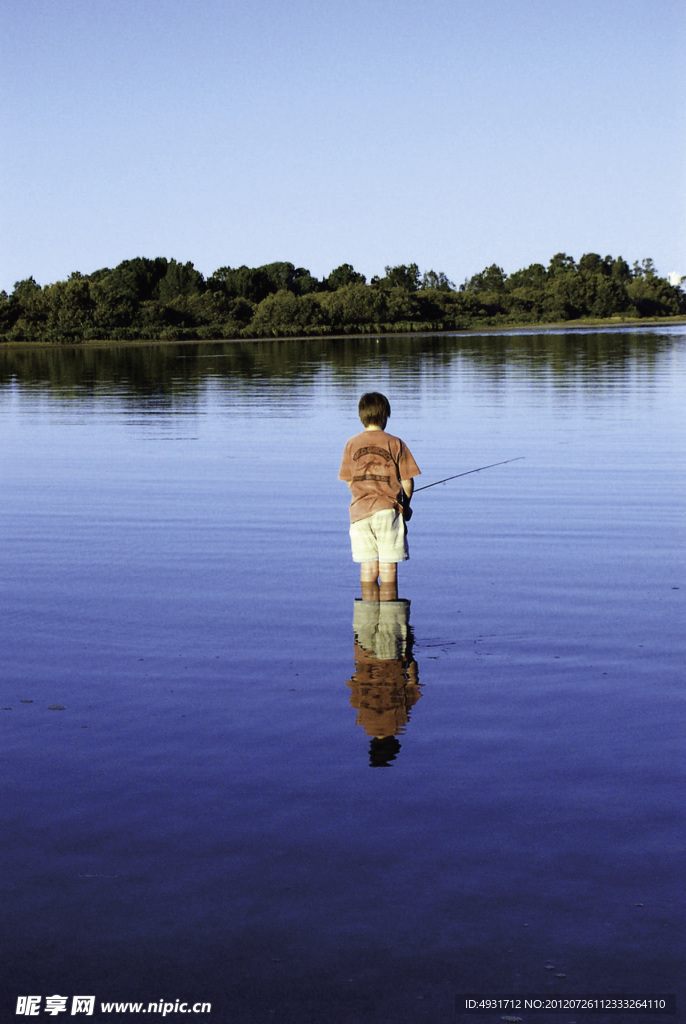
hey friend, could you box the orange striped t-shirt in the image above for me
[338,429,421,523]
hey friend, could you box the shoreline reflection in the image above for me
[345,591,422,767]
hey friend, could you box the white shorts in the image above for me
[349,509,409,563]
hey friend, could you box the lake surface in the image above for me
[1,327,684,1024]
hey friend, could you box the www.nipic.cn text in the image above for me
[16,996,212,1017]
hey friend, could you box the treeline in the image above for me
[1,254,684,344]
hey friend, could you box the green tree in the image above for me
[464,264,507,292]
[574,254,631,318]
[578,252,609,276]
[627,274,682,316]
[325,263,366,290]
[209,265,272,303]
[289,268,321,295]
[582,275,629,318]
[158,260,205,303]
[609,257,632,284]
[548,253,577,276]
[632,257,657,279]
[419,270,454,291]
[250,289,328,336]
[102,257,169,302]
[44,276,95,341]
[318,283,390,331]
[87,257,170,337]
[8,277,50,340]
[543,270,586,320]
[506,263,547,289]
[259,262,295,291]
[0,290,13,333]
[372,264,421,291]
[505,263,548,318]
[383,287,415,323]
[90,277,137,335]
[3,250,684,344]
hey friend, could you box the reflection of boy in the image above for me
[338,392,420,588]
[346,598,421,767]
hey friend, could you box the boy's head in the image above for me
[358,392,391,429]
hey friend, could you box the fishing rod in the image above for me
[414,456,525,492]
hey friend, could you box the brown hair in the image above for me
[358,392,391,427]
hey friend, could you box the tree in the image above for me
[2,250,683,344]
[318,283,389,330]
[543,271,586,320]
[289,268,321,295]
[505,263,548,320]
[632,258,657,279]
[44,276,95,340]
[575,254,631,318]
[250,289,327,336]
[609,257,632,284]
[222,261,321,297]
[209,265,272,303]
[383,287,414,323]
[582,275,629,318]
[419,270,454,291]
[12,276,42,301]
[0,290,12,333]
[9,277,49,339]
[373,264,421,291]
[325,263,366,290]
[506,263,547,291]
[627,274,682,316]
[464,264,506,293]
[548,253,577,276]
[258,262,298,293]
[578,253,609,276]
[102,257,170,302]
[158,260,205,303]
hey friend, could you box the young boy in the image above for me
[338,392,421,589]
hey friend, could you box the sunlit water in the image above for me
[1,327,684,1023]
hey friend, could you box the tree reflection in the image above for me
[0,329,677,401]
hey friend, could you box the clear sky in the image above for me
[2,0,685,293]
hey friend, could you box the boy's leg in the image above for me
[360,560,397,580]
[379,562,398,601]
[361,579,380,601]
[360,560,379,583]
[360,562,397,601]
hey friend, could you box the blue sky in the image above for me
[2,0,685,292]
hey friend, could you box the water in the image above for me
[1,327,684,1023]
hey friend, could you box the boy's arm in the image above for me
[338,443,353,488]
[401,478,414,519]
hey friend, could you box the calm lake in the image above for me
[1,327,684,1024]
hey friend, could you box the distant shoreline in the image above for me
[2,314,685,352]
[4,256,683,347]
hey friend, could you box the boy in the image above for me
[338,392,421,589]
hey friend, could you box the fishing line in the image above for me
[414,457,525,492]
